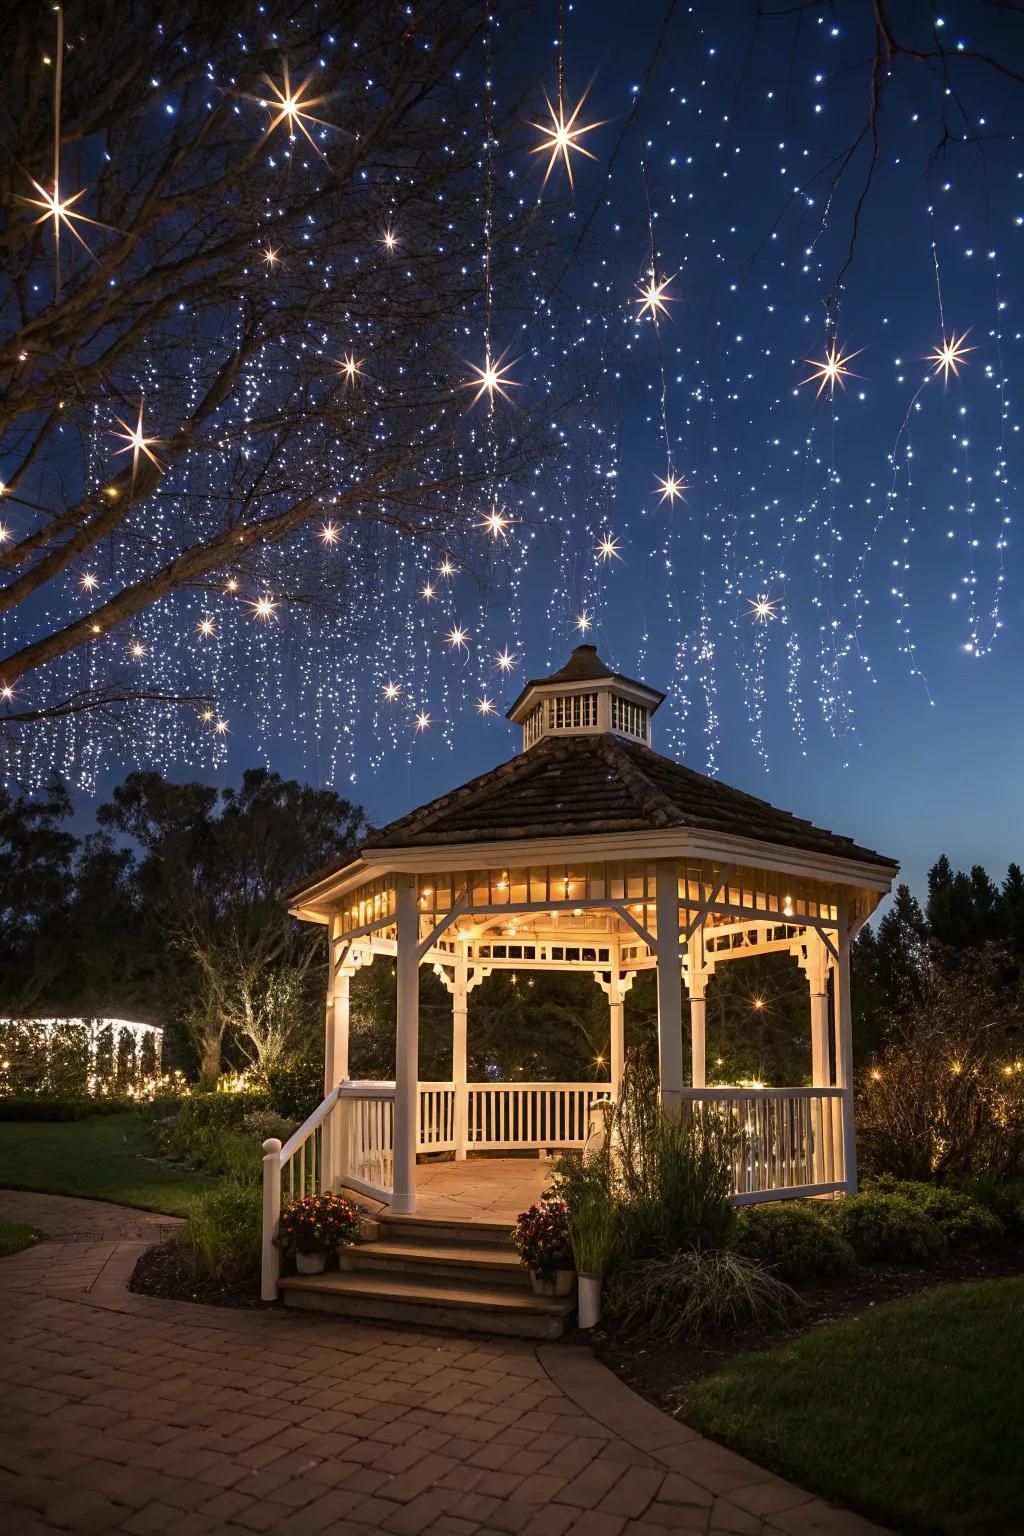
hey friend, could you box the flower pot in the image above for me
[577,1273,601,1329]
[295,1251,327,1275]
[531,1267,575,1298]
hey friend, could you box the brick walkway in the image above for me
[0,1191,887,1536]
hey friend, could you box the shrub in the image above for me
[155,1091,270,1161]
[512,1196,572,1277]
[276,1192,360,1257]
[243,1109,298,1144]
[605,1249,798,1343]
[612,1048,735,1257]
[956,1176,1024,1237]
[176,1176,262,1285]
[266,1058,324,1121]
[732,1201,856,1284]
[825,1191,945,1265]
[552,1154,618,1276]
[867,1176,1005,1250]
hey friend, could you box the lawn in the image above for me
[0,1112,219,1217]
[688,1275,1024,1536]
[0,1220,38,1257]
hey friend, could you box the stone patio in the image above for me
[0,1189,888,1536]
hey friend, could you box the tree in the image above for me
[0,777,76,1009]
[0,0,580,738]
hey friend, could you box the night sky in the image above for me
[47,3,1024,899]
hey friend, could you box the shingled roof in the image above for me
[361,732,896,869]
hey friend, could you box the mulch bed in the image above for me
[593,1241,1024,1415]
[130,1238,264,1309]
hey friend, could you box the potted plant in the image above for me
[567,1170,618,1328]
[276,1191,360,1273]
[512,1196,574,1296]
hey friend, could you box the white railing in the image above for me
[681,1086,847,1202]
[341,1080,396,1202]
[260,1085,340,1300]
[418,1082,456,1152]
[466,1082,609,1151]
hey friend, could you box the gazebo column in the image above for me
[392,872,419,1214]
[798,934,832,1186]
[452,953,469,1161]
[835,901,858,1193]
[608,969,625,1098]
[654,859,685,1110]
[685,937,709,1089]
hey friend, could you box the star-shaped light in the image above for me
[575,610,593,634]
[196,615,217,638]
[214,717,229,735]
[596,534,621,562]
[655,471,687,505]
[225,577,239,592]
[748,596,778,623]
[382,681,401,701]
[927,328,976,382]
[129,640,147,660]
[529,89,605,191]
[18,176,110,268]
[476,696,497,716]
[438,557,456,579]
[445,623,470,653]
[249,593,279,621]
[1,683,15,702]
[110,399,163,480]
[260,244,281,271]
[461,349,520,408]
[0,523,9,545]
[79,571,99,592]
[479,508,509,538]
[800,340,863,398]
[635,273,676,323]
[415,711,431,732]
[200,707,215,723]
[380,227,399,253]
[250,62,333,157]
[495,646,518,672]
[336,351,364,385]
[318,520,340,545]
[420,580,436,601]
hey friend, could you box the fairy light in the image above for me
[495,647,518,673]
[654,472,687,506]
[476,696,496,715]
[927,329,976,382]
[635,273,676,323]
[529,88,605,191]
[596,534,621,562]
[801,342,864,399]
[462,350,520,408]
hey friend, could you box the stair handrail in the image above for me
[261,1082,343,1302]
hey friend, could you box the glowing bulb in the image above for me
[748,596,777,623]
[476,696,496,716]
[655,472,687,506]
[382,681,401,701]
[529,88,605,190]
[800,341,863,398]
[336,351,364,384]
[575,610,592,634]
[927,328,976,382]
[109,398,163,478]
[196,616,216,638]
[596,534,621,562]
[415,711,431,732]
[635,272,676,323]
[445,623,470,653]
[438,557,456,579]
[495,647,518,672]
[318,520,340,545]
[479,509,509,538]
[79,571,99,592]
[249,594,278,622]
[420,580,436,601]
[462,349,520,407]
[129,640,147,659]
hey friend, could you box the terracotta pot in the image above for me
[295,1250,327,1275]
[577,1273,601,1329]
[530,1267,575,1298]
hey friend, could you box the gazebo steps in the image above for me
[278,1269,575,1339]
[278,1210,575,1338]
[342,1238,527,1287]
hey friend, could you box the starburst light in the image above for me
[655,472,687,505]
[927,329,976,382]
[800,341,863,398]
[528,89,605,191]
[635,273,676,323]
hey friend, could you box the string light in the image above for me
[445,623,470,653]
[109,398,163,479]
[654,472,687,506]
[927,329,976,382]
[495,647,518,672]
[414,711,431,731]
[635,273,676,323]
[382,681,401,701]
[596,534,621,561]
[748,597,778,623]
[575,610,592,634]
[462,350,520,407]
[476,696,497,715]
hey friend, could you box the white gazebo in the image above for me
[263,644,897,1306]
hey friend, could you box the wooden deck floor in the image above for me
[412,1156,550,1224]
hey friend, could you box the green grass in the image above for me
[0,1220,38,1257]
[0,1112,220,1217]
[687,1276,1024,1536]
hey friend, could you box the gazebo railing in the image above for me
[681,1086,847,1200]
[261,1078,848,1298]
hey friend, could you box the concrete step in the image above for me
[376,1212,515,1247]
[341,1239,530,1288]
[279,1270,575,1340]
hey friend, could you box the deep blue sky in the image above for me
[72,1,1023,903]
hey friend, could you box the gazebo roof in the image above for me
[361,731,896,868]
[506,642,665,719]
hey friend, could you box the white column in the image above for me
[391,872,419,1214]
[453,953,469,1160]
[331,969,351,1085]
[810,986,830,1089]
[688,986,707,1089]
[322,921,337,1187]
[609,967,625,1098]
[834,901,858,1193]
[654,859,684,1110]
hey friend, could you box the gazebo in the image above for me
[263,645,897,1316]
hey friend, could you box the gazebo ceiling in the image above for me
[361,731,895,870]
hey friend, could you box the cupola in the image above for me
[506,643,665,751]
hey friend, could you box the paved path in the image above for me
[0,1191,886,1536]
